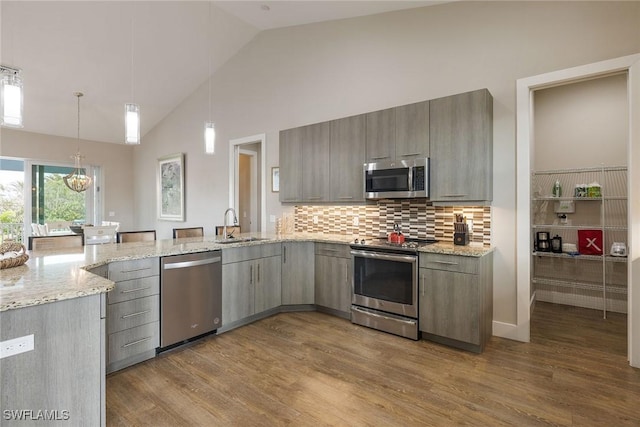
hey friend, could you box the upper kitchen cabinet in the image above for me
[430,89,493,203]
[365,101,430,163]
[279,122,331,203]
[301,122,331,202]
[330,114,366,202]
[395,101,430,160]
[279,127,304,203]
[365,108,395,162]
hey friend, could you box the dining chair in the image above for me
[117,230,157,243]
[29,235,83,250]
[83,225,118,245]
[172,227,204,238]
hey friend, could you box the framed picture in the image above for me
[157,153,185,221]
[271,167,280,192]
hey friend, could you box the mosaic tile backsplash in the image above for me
[294,200,491,247]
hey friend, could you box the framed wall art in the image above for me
[157,153,185,221]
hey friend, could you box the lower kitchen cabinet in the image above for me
[419,252,493,353]
[281,242,315,305]
[314,243,352,316]
[222,243,282,326]
[106,257,160,373]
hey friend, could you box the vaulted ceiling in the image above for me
[1,1,444,144]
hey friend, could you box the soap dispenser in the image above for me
[552,180,562,198]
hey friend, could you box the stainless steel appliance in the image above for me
[160,251,222,350]
[350,237,437,340]
[364,158,429,199]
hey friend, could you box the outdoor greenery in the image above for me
[41,174,85,222]
[0,180,23,223]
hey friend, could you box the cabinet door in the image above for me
[301,122,331,202]
[279,127,303,203]
[315,255,351,313]
[395,101,429,160]
[254,256,282,313]
[281,242,315,305]
[365,108,395,162]
[222,261,254,325]
[430,89,493,202]
[419,268,480,345]
[330,115,366,202]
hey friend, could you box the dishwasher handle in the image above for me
[163,255,221,270]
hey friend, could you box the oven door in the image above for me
[351,249,418,318]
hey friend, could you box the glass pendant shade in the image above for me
[125,103,140,144]
[1,72,23,128]
[205,122,215,154]
[64,152,93,193]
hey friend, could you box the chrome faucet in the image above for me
[223,208,238,239]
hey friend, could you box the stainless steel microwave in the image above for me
[364,158,429,199]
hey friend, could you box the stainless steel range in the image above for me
[350,237,437,340]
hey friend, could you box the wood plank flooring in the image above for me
[106,302,640,426]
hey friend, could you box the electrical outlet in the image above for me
[313,215,319,224]
[352,216,359,226]
[0,334,34,359]
[108,211,115,217]
[269,215,276,223]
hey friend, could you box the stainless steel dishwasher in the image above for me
[160,250,222,349]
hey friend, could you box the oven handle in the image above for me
[350,249,416,263]
[352,306,417,325]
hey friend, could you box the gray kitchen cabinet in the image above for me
[279,127,303,203]
[281,241,315,305]
[106,257,160,373]
[365,108,395,162]
[419,251,493,353]
[301,122,331,202]
[330,114,366,202]
[314,243,352,316]
[222,244,282,325]
[429,88,493,203]
[395,100,429,160]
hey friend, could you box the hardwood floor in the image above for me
[106,303,640,426]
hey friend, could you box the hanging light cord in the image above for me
[131,12,135,103]
[75,92,82,152]
[208,1,212,122]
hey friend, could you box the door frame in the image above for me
[238,148,258,232]
[515,53,640,366]
[228,133,266,233]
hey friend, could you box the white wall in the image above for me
[135,1,640,327]
[534,73,628,170]
[1,129,135,230]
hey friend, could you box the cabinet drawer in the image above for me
[107,295,159,334]
[108,257,159,282]
[108,275,159,304]
[315,242,350,258]
[420,253,478,274]
[108,321,159,364]
[222,243,281,264]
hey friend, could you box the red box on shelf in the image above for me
[578,229,603,255]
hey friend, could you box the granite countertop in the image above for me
[0,232,492,312]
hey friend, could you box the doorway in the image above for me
[515,53,640,367]
[229,134,267,233]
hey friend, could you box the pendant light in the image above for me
[0,65,24,128]
[64,92,92,193]
[125,11,140,145]
[204,2,215,154]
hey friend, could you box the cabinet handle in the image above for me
[371,156,388,160]
[121,336,152,349]
[283,246,287,263]
[121,286,151,294]
[121,310,151,319]
[440,194,467,197]
[282,198,297,202]
[432,260,459,265]
[421,275,425,297]
[257,263,261,283]
[120,267,152,274]
[250,265,254,285]
[338,196,354,200]
[307,196,323,200]
[401,153,421,157]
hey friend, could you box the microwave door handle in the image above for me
[407,167,413,191]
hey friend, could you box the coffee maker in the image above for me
[536,231,550,252]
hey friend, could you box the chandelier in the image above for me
[64,92,92,193]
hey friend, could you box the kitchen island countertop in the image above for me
[0,232,492,312]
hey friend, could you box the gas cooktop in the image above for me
[350,237,438,253]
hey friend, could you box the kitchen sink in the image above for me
[215,237,270,245]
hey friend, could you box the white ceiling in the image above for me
[1,1,446,145]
